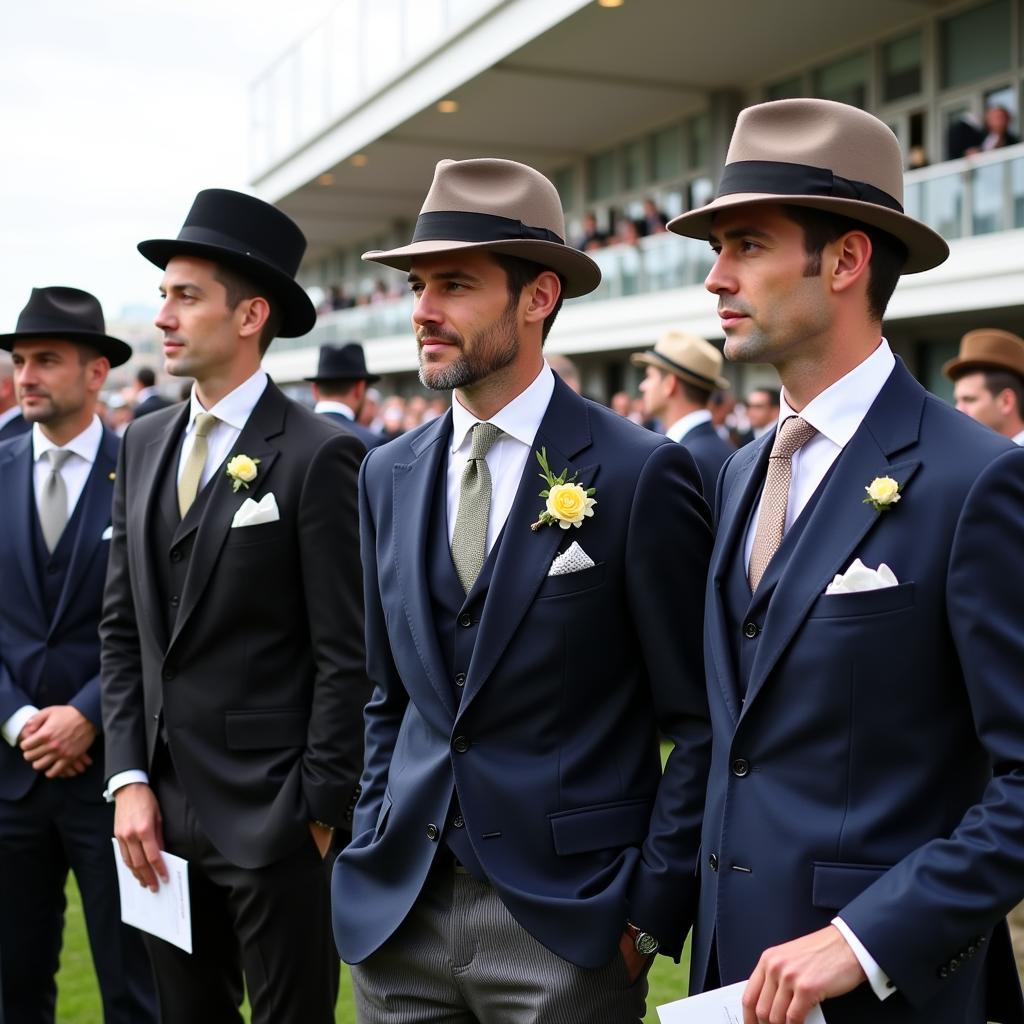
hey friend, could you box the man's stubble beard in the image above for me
[418,302,520,392]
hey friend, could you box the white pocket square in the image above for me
[101,525,113,541]
[547,541,596,577]
[825,557,898,595]
[231,492,280,528]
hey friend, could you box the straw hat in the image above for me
[630,330,729,392]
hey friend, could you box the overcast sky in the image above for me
[0,0,336,330]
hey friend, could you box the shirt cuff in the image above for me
[103,770,150,803]
[832,916,895,1001]
[2,705,40,747]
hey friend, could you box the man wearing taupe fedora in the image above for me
[945,329,1024,446]
[670,97,1024,1024]
[332,157,713,1023]
[633,331,735,501]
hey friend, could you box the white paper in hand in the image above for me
[657,981,825,1024]
[111,838,192,953]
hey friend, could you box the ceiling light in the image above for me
[437,99,459,114]
[351,153,369,167]
[597,0,624,7]
[317,172,335,186]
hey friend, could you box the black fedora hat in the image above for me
[0,287,132,367]
[305,343,380,383]
[138,188,316,338]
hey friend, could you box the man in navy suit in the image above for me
[307,343,386,450]
[333,158,713,1023]
[0,287,155,1024]
[669,98,1024,1024]
[633,330,735,501]
[0,352,29,441]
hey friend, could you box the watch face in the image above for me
[635,932,659,956]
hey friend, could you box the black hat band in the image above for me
[649,350,718,390]
[176,226,281,269]
[717,160,903,213]
[412,210,565,246]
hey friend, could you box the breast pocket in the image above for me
[535,562,606,600]
[224,521,283,549]
[807,582,915,620]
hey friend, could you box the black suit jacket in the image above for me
[677,419,734,503]
[318,410,386,450]
[132,394,175,419]
[100,381,371,867]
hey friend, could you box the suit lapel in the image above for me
[0,436,45,622]
[740,360,925,715]
[49,430,118,633]
[459,379,595,716]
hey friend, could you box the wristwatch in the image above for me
[625,921,659,956]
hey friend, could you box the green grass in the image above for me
[57,876,688,1022]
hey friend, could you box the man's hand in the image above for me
[114,783,167,892]
[742,925,866,1024]
[309,820,333,858]
[19,706,97,778]
[618,930,653,985]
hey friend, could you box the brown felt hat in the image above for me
[631,330,730,393]
[363,158,601,298]
[668,98,949,274]
[943,329,1024,381]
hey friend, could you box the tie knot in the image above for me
[45,448,73,471]
[469,422,503,460]
[770,416,817,459]
[194,412,219,438]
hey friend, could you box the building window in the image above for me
[587,150,617,202]
[814,52,868,108]
[766,76,804,101]
[687,113,710,170]
[940,0,1011,89]
[883,32,923,102]
[553,166,576,212]
[650,124,683,182]
[622,139,648,191]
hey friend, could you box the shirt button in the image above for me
[425,823,439,841]
[453,736,470,754]
[458,613,473,628]
[454,672,466,687]
[708,853,719,872]
[743,621,760,639]
[453,815,464,829]
[731,758,751,777]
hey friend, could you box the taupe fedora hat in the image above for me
[631,330,730,393]
[363,158,601,298]
[943,329,1024,381]
[668,98,949,274]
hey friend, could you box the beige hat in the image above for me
[668,98,949,274]
[363,158,601,298]
[631,330,730,392]
[943,329,1024,381]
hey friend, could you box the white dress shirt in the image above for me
[447,363,554,552]
[741,339,897,1000]
[314,399,355,420]
[2,416,104,747]
[752,419,778,440]
[106,370,269,798]
[665,408,712,444]
[1013,429,1024,446]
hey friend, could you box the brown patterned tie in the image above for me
[748,415,817,592]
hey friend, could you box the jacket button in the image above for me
[426,823,439,841]
[170,550,183,563]
[453,736,470,753]
[938,965,949,979]
[731,758,751,777]
[453,815,464,829]
[152,713,160,721]
[743,621,760,639]
[170,595,180,607]
[162,667,175,681]
[458,613,473,628]
[454,672,466,687]
[708,853,719,872]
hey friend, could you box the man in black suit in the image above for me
[131,367,173,419]
[306,343,386,449]
[736,386,780,447]
[0,287,156,1024]
[634,330,735,501]
[0,352,29,441]
[100,190,370,1024]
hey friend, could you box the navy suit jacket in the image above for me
[678,419,734,504]
[333,377,713,968]
[0,412,30,442]
[319,410,386,450]
[0,428,118,801]
[696,359,1024,1023]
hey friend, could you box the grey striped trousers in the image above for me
[350,863,649,1023]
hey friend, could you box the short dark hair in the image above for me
[780,205,907,323]
[316,379,361,400]
[212,264,283,355]
[491,253,565,342]
[748,386,780,408]
[75,343,103,366]
[678,376,712,405]
[981,369,1024,414]
[136,366,156,388]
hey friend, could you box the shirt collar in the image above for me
[1013,429,1024,446]
[450,363,555,454]
[666,408,711,443]
[32,415,103,465]
[778,340,895,448]
[314,399,354,420]
[188,369,268,433]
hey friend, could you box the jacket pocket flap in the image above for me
[549,797,652,856]
[812,862,891,910]
[225,709,307,750]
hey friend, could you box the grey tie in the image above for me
[177,412,219,518]
[747,415,818,592]
[451,422,504,593]
[39,449,73,553]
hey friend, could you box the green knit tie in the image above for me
[451,422,504,593]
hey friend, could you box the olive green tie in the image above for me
[39,449,73,553]
[177,412,219,518]
[451,422,504,593]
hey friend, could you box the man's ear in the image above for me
[523,270,562,327]
[237,296,271,340]
[829,230,872,297]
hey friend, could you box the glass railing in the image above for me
[250,0,503,175]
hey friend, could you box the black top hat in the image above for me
[138,188,316,338]
[304,343,380,383]
[0,287,132,367]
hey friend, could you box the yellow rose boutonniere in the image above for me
[530,447,596,531]
[226,454,261,493]
[864,475,901,512]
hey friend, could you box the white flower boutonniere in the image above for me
[530,447,596,532]
[226,454,261,493]
[863,475,901,512]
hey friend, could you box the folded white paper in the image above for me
[112,838,192,953]
[547,541,596,577]
[101,525,113,540]
[658,981,825,1024]
[231,492,279,528]
[825,557,898,595]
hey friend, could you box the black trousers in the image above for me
[146,745,336,1024]
[0,779,156,1024]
